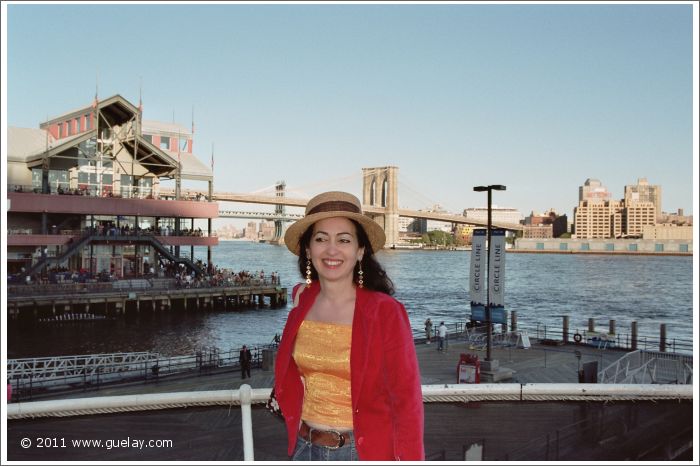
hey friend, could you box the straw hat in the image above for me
[284,191,386,255]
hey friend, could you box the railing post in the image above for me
[239,384,255,461]
[631,321,638,351]
[562,316,569,344]
[510,311,517,332]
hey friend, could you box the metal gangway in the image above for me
[7,346,275,399]
[7,352,160,387]
[598,349,693,384]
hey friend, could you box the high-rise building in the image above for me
[260,221,275,241]
[244,222,258,240]
[622,202,656,238]
[579,178,612,202]
[624,178,662,221]
[573,200,623,239]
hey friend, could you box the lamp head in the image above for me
[473,185,507,192]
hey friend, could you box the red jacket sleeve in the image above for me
[380,299,425,460]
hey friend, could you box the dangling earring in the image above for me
[305,259,312,287]
[357,261,364,288]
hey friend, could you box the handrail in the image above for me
[598,349,693,384]
[6,383,693,460]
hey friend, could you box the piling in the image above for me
[609,319,616,336]
[660,323,667,353]
[510,311,517,332]
[588,318,595,333]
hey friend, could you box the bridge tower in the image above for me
[273,181,286,243]
[362,166,399,248]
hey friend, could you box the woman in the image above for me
[274,191,424,461]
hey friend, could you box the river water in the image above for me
[7,241,694,358]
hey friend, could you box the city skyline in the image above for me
[3,2,698,224]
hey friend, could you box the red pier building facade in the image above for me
[7,95,218,280]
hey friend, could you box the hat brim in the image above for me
[284,212,386,256]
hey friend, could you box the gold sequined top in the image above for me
[292,319,353,429]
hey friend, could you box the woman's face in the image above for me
[307,217,364,287]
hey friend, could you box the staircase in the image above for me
[21,232,95,279]
[21,234,204,280]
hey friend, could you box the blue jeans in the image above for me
[437,336,445,351]
[291,434,359,461]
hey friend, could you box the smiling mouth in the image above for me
[322,259,343,268]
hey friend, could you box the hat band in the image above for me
[307,201,361,216]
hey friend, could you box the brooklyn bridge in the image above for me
[162,166,523,246]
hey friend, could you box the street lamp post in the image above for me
[473,184,506,363]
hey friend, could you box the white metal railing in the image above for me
[598,350,693,384]
[8,352,157,381]
[6,383,692,460]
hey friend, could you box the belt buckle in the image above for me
[325,430,345,450]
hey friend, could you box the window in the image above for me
[160,136,170,150]
[79,172,98,187]
[559,242,568,250]
[85,113,92,130]
[180,137,188,151]
[49,170,69,193]
[143,134,152,144]
[581,243,590,251]
[606,243,614,251]
[121,175,134,197]
[31,168,42,191]
[58,124,63,139]
[628,243,638,252]
[655,244,664,252]
[536,243,544,250]
[76,117,81,133]
[133,177,153,198]
[66,121,72,136]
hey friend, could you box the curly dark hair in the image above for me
[297,219,394,295]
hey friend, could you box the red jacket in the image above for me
[274,281,425,460]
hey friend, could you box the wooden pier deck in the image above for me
[7,283,288,319]
[6,339,693,461]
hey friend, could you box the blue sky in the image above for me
[3,2,697,220]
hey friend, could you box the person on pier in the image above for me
[424,318,433,344]
[437,321,447,352]
[240,345,252,379]
[274,191,424,461]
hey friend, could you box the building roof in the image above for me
[7,127,52,162]
[161,149,213,181]
[41,94,140,128]
[142,120,191,137]
[10,94,211,182]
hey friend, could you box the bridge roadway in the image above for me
[163,189,523,230]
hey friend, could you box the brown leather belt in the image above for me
[298,420,352,449]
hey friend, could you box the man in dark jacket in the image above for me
[240,345,252,379]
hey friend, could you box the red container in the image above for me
[457,353,480,383]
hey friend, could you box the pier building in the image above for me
[7,94,218,280]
